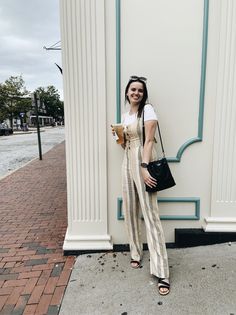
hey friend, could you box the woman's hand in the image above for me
[141,168,157,188]
[111,126,116,136]
[111,126,125,149]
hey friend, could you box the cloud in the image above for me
[0,0,63,99]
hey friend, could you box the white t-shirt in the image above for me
[122,104,157,126]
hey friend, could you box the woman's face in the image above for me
[126,81,144,105]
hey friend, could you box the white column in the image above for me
[204,0,236,232]
[60,0,112,250]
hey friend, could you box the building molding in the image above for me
[117,197,200,221]
[204,217,236,232]
[63,231,113,250]
[115,0,209,162]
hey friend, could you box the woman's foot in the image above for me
[130,260,140,269]
[158,278,170,295]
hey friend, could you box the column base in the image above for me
[204,217,236,232]
[63,229,113,251]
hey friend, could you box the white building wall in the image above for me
[204,0,236,232]
[107,0,213,243]
[60,0,236,249]
[60,0,112,250]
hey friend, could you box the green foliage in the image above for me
[0,75,30,125]
[0,84,8,121]
[0,76,64,124]
[34,85,64,120]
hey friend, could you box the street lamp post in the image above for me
[33,93,42,160]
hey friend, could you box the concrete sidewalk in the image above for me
[60,242,236,315]
[12,126,55,135]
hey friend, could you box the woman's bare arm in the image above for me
[141,120,157,188]
[142,120,157,163]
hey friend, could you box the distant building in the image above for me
[28,115,54,127]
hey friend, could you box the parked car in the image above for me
[0,123,13,136]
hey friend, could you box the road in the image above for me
[0,127,65,179]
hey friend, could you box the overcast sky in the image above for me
[0,0,63,99]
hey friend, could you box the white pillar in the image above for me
[204,0,236,232]
[60,0,112,250]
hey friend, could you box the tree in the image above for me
[0,84,8,122]
[0,76,31,126]
[34,85,64,121]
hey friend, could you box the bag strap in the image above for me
[142,110,165,157]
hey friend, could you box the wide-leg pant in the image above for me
[122,141,169,279]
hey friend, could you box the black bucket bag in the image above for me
[142,113,176,192]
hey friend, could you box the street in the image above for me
[0,126,65,178]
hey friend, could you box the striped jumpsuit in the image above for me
[122,115,169,279]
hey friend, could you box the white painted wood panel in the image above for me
[60,0,112,250]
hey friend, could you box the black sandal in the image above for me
[158,278,170,295]
[130,260,140,269]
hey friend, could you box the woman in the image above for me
[119,76,170,295]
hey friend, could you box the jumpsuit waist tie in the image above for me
[125,138,142,150]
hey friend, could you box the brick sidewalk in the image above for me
[0,142,75,315]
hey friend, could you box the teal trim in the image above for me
[117,197,200,220]
[116,0,121,123]
[175,137,202,162]
[172,0,209,162]
[115,0,209,161]
[199,0,209,139]
[117,197,123,220]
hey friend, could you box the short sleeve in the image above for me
[144,104,157,121]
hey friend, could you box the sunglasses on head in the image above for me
[130,75,147,82]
